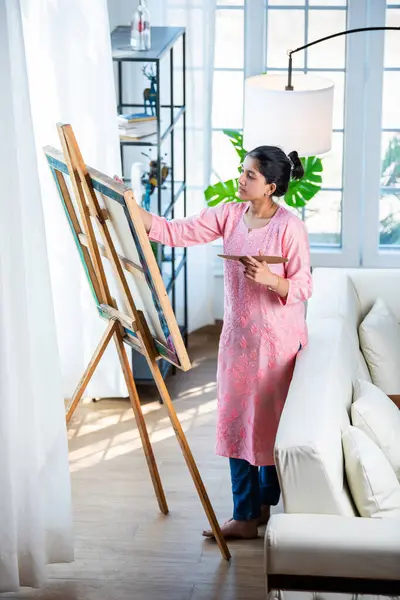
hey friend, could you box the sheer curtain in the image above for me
[161,0,217,332]
[0,0,73,591]
[21,0,126,398]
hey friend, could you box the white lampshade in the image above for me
[243,74,334,157]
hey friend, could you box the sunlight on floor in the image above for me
[68,384,218,473]
[177,381,217,401]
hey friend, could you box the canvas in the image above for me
[43,145,191,372]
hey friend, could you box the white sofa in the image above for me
[265,268,400,598]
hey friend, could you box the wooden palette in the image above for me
[218,254,288,264]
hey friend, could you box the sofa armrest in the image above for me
[265,513,400,582]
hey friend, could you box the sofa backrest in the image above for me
[340,268,400,322]
[306,269,371,387]
[308,268,400,324]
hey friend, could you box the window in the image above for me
[362,0,400,267]
[211,3,245,187]
[264,0,347,251]
[211,0,400,269]
[379,5,400,249]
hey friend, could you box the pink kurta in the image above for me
[149,202,312,466]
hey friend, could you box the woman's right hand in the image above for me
[113,175,153,233]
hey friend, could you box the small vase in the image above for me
[130,0,151,51]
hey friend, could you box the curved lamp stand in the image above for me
[286,26,400,90]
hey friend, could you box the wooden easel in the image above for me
[55,124,230,561]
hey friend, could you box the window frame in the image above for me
[362,0,400,267]
[211,0,400,270]
[261,0,360,268]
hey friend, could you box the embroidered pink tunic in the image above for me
[149,202,312,466]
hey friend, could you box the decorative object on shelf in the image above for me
[140,150,169,265]
[130,0,151,51]
[118,112,157,140]
[140,150,169,211]
[204,129,323,210]
[243,27,400,159]
[142,64,157,116]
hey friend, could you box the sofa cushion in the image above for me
[358,297,400,394]
[342,426,400,518]
[307,270,371,383]
[352,379,400,481]
[266,514,400,588]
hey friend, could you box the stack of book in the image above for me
[118,113,157,141]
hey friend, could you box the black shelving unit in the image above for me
[111,25,188,382]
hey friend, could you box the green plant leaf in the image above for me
[284,156,323,208]
[222,129,247,163]
[204,178,240,206]
[150,241,159,261]
[204,130,324,209]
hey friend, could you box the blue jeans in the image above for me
[229,458,281,521]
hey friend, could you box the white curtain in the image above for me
[162,0,217,333]
[0,0,73,591]
[108,0,217,333]
[21,0,126,398]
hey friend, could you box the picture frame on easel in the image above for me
[44,145,190,372]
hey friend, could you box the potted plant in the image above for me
[204,130,323,211]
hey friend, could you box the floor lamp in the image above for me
[243,26,400,158]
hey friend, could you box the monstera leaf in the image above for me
[204,130,323,208]
[204,178,240,206]
[284,156,323,208]
[223,129,247,165]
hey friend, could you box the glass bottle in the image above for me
[130,0,151,51]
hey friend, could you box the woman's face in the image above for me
[237,156,275,201]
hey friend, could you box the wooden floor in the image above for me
[4,326,282,600]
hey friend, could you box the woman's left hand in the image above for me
[241,250,278,287]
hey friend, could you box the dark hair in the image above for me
[246,146,304,197]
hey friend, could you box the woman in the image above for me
[135,146,312,540]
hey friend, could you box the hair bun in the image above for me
[288,150,304,181]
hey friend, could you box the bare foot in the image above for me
[202,518,258,540]
[257,504,271,527]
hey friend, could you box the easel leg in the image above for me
[66,320,118,423]
[114,329,169,515]
[147,357,231,561]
